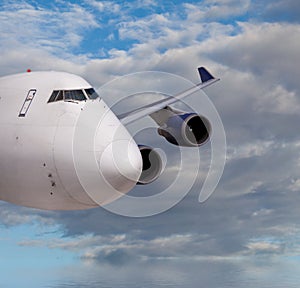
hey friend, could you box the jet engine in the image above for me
[157,112,211,147]
[137,145,163,185]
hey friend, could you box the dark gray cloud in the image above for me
[251,0,300,23]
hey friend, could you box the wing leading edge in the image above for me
[117,67,219,125]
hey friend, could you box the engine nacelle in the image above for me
[158,113,211,147]
[137,145,163,185]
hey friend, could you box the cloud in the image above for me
[17,231,245,266]
[0,1,99,61]
[0,0,243,78]
[85,0,121,13]
[246,240,284,254]
[251,0,300,23]
[207,22,300,91]
[0,1,100,75]
[185,0,251,21]
[1,1,300,281]
[0,202,56,227]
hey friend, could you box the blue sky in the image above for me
[1,0,300,287]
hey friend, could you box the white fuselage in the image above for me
[0,71,142,210]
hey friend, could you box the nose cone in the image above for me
[100,138,142,193]
[73,99,143,206]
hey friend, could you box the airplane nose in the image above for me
[73,100,143,207]
[100,137,143,193]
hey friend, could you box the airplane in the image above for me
[0,67,219,210]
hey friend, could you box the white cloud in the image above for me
[85,0,120,13]
[208,22,300,92]
[255,85,300,115]
[17,232,219,263]
[227,140,274,160]
[184,0,251,21]
[0,203,56,227]
[288,178,300,192]
[0,1,99,57]
[118,13,170,43]
[252,208,273,217]
[246,240,284,254]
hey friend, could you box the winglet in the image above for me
[198,67,215,83]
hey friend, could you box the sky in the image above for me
[1,0,300,287]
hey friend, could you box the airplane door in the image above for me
[18,89,36,117]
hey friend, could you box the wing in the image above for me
[117,67,219,125]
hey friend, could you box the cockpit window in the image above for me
[85,88,100,100]
[56,91,63,101]
[64,90,86,101]
[48,89,87,103]
[48,90,61,103]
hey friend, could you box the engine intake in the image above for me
[137,145,162,185]
[158,113,211,147]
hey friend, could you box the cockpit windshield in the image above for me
[85,88,99,100]
[48,88,100,103]
[64,90,86,101]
